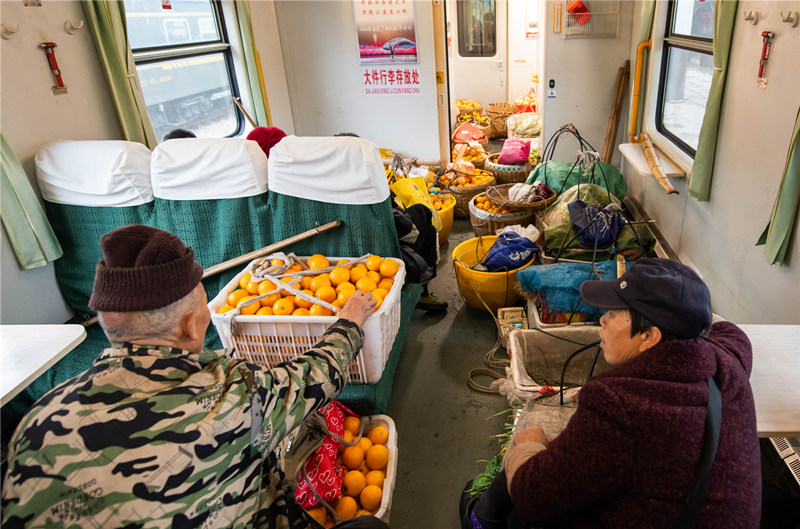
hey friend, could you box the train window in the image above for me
[124,0,241,139]
[456,0,496,57]
[655,0,714,156]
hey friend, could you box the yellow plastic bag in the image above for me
[390,176,443,232]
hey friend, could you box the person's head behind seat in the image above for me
[89,225,208,352]
[246,126,287,157]
[162,128,196,141]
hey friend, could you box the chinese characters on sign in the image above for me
[354,0,418,65]
[362,66,420,96]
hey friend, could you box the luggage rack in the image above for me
[622,196,679,261]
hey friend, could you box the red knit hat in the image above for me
[246,126,287,157]
[88,225,204,312]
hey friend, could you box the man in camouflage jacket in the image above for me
[1,225,385,529]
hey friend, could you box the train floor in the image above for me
[386,216,512,528]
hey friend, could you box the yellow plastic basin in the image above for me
[452,236,535,313]
[437,197,455,245]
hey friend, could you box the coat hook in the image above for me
[743,11,759,25]
[781,11,799,28]
[1,23,21,40]
[64,20,84,35]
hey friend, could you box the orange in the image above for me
[366,255,383,272]
[237,295,260,314]
[350,264,368,282]
[365,444,389,470]
[342,470,366,497]
[270,258,285,267]
[356,437,372,453]
[378,278,394,291]
[292,307,310,316]
[309,304,333,317]
[272,297,295,316]
[365,470,385,488]
[359,485,383,511]
[307,254,330,271]
[238,272,252,290]
[245,281,260,295]
[288,263,303,272]
[227,289,249,307]
[358,461,370,475]
[336,281,356,294]
[366,270,381,284]
[334,496,358,522]
[257,280,278,296]
[300,276,317,290]
[341,445,364,470]
[337,289,354,305]
[217,305,235,314]
[294,289,315,309]
[355,277,377,293]
[379,259,400,278]
[306,506,327,524]
[309,274,331,292]
[256,306,273,316]
[315,286,337,304]
[372,288,389,300]
[280,276,297,296]
[329,267,351,286]
[354,509,373,518]
[260,292,282,307]
[339,429,355,453]
[372,294,383,312]
[368,426,389,446]
[332,299,345,309]
[344,416,361,435]
[336,258,353,270]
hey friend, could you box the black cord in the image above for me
[559,340,602,406]
[587,346,602,381]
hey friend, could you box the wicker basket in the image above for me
[485,183,557,211]
[485,103,519,139]
[469,194,537,236]
[453,122,490,151]
[457,103,483,115]
[438,171,496,218]
[485,153,531,184]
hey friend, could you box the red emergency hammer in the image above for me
[758,31,774,78]
[41,42,64,88]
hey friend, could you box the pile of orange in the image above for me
[215,254,399,316]
[451,145,487,163]
[438,168,493,188]
[474,194,512,215]
[305,416,392,526]
[427,187,455,212]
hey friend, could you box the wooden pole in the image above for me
[640,133,678,194]
[81,220,343,327]
[601,61,630,163]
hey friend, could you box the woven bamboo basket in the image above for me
[453,122,490,151]
[485,183,557,212]
[485,103,519,139]
[438,171,496,218]
[469,194,537,237]
[457,103,483,115]
[485,153,532,184]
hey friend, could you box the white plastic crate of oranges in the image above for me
[305,414,398,525]
[214,253,400,317]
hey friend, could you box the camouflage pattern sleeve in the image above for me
[255,319,364,454]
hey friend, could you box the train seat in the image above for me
[150,138,271,315]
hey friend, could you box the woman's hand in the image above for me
[337,290,377,327]
[513,425,549,447]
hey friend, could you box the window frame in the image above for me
[128,0,244,138]
[455,0,497,58]
[653,0,714,158]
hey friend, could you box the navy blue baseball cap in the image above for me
[579,258,712,339]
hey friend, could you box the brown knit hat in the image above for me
[88,225,204,312]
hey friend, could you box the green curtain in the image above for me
[233,1,272,126]
[688,0,737,201]
[633,0,656,137]
[757,106,800,266]
[0,134,62,269]
[81,1,157,149]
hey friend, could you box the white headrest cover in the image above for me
[35,141,153,206]
[151,138,268,200]
[268,136,390,205]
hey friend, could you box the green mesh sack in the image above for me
[44,202,156,318]
[528,160,627,200]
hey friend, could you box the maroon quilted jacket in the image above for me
[509,321,761,528]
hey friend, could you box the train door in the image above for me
[446,0,508,124]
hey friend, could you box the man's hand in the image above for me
[338,290,377,327]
